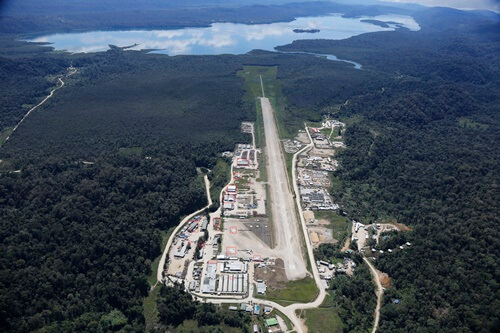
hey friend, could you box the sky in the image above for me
[382,0,500,11]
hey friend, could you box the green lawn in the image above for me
[143,227,175,329]
[315,211,350,243]
[147,228,174,286]
[234,175,250,189]
[285,151,294,187]
[237,65,293,140]
[305,120,324,128]
[301,291,344,333]
[210,158,232,205]
[168,319,246,333]
[143,284,160,331]
[270,308,293,330]
[256,277,318,305]
[254,99,265,151]
[320,127,331,137]
[303,308,343,333]
[0,127,13,146]
[118,146,142,156]
[458,117,488,129]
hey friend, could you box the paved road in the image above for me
[260,97,306,280]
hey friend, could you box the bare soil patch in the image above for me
[394,222,412,231]
[317,219,330,226]
[377,270,392,289]
[254,258,287,290]
[341,238,351,252]
[295,132,310,143]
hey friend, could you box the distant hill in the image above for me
[412,6,499,31]
[0,0,321,16]
[0,1,415,34]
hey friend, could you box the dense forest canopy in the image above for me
[0,41,254,331]
[0,2,498,333]
[0,1,415,34]
[276,7,499,333]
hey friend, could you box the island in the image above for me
[293,28,320,33]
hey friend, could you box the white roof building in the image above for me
[256,282,267,294]
[226,261,244,272]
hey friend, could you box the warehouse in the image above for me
[225,261,244,272]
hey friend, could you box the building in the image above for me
[227,184,237,193]
[226,261,244,272]
[310,192,325,203]
[202,262,217,294]
[174,242,188,258]
[202,277,216,293]
[256,282,267,294]
[224,194,236,202]
[253,305,260,315]
[187,221,198,232]
[237,159,250,167]
[253,324,259,333]
[223,202,234,210]
[201,219,209,231]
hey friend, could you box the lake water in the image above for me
[27,14,419,59]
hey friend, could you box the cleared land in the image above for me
[260,96,306,280]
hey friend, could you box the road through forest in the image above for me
[364,257,384,333]
[3,66,77,145]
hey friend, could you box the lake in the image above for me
[27,14,419,57]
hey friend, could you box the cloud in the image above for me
[26,14,421,55]
[383,0,500,11]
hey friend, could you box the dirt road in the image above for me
[157,175,212,283]
[291,134,326,297]
[260,97,306,280]
[3,66,77,145]
[364,257,384,333]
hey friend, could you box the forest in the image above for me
[0,1,414,34]
[276,7,499,333]
[0,2,498,333]
[0,40,254,331]
[154,284,252,332]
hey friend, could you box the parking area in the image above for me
[222,217,273,259]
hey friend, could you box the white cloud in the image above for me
[382,0,500,11]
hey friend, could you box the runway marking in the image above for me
[226,246,238,256]
[229,226,238,234]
